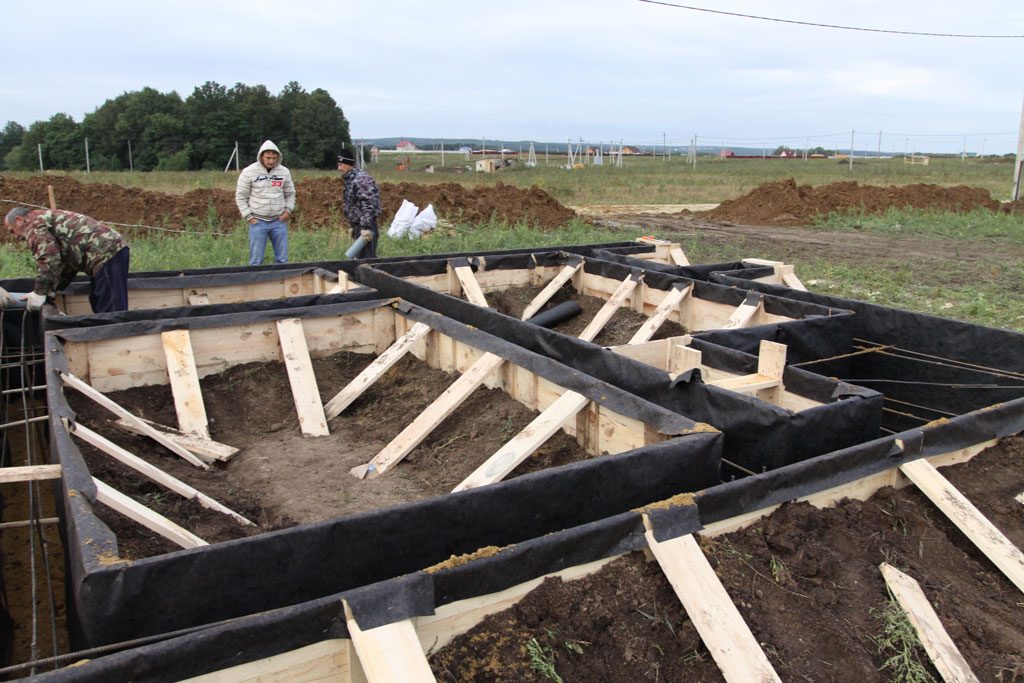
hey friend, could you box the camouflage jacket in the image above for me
[341,168,381,228]
[21,210,128,295]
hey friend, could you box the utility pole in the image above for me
[234,141,240,171]
[961,135,967,161]
[1014,93,1024,200]
[662,132,666,161]
[85,138,91,173]
[877,130,882,157]
[128,140,134,172]
[849,130,854,172]
[37,143,43,172]
[804,137,809,161]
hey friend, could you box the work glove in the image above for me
[0,287,14,308]
[360,229,373,240]
[22,292,47,311]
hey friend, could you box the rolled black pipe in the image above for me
[526,300,582,329]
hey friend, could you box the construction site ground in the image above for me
[431,437,1024,683]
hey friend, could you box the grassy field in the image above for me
[4,155,1018,205]
[1,158,1021,331]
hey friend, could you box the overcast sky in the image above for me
[3,1,1022,154]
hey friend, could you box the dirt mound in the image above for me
[703,178,1003,226]
[0,175,576,236]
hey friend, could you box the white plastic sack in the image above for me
[387,199,419,238]
[409,204,437,237]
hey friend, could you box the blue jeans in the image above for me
[248,219,288,265]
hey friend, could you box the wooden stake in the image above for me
[70,421,254,526]
[342,601,434,683]
[325,322,431,419]
[644,520,781,682]
[47,185,57,211]
[0,464,61,484]
[755,340,786,405]
[113,418,239,462]
[276,318,329,437]
[61,372,210,468]
[879,563,979,683]
[520,262,583,320]
[628,284,692,344]
[94,477,208,549]
[775,264,807,291]
[453,264,489,307]
[900,457,1024,594]
[161,330,211,439]
[453,390,590,492]
[578,275,639,342]
[351,352,505,479]
[723,297,764,329]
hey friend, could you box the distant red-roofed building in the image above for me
[396,140,417,152]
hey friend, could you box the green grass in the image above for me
[873,595,936,683]
[5,155,1017,205]
[814,207,1024,240]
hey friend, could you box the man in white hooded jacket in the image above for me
[235,140,296,265]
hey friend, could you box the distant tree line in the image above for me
[0,81,352,172]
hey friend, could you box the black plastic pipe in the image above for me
[526,301,582,329]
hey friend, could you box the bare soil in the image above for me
[431,437,1024,682]
[65,351,593,560]
[0,175,576,236]
[486,283,687,344]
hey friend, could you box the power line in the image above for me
[636,0,1024,38]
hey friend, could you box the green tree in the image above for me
[289,88,351,168]
[185,81,240,169]
[6,114,82,170]
[0,121,25,170]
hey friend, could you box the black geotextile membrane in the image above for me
[353,257,882,474]
[35,396,1024,683]
[44,296,724,648]
[703,271,1024,433]
[0,240,655,298]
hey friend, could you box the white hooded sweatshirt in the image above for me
[235,140,296,221]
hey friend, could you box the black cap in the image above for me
[337,148,357,165]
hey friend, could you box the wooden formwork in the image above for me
[52,298,708,552]
[172,437,1012,683]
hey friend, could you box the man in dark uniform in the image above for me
[337,148,382,259]
[3,206,130,313]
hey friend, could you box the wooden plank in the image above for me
[187,293,211,306]
[707,374,778,393]
[669,246,689,266]
[343,602,434,683]
[453,390,590,491]
[182,639,362,683]
[70,421,254,526]
[1016,491,1024,506]
[900,457,1024,594]
[578,276,639,342]
[161,330,211,439]
[879,563,979,683]
[756,340,786,405]
[645,525,780,682]
[723,298,764,330]
[113,418,239,462]
[0,464,61,484]
[93,477,208,549]
[351,352,506,479]
[453,264,489,307]
[276,319,329,437]
[776,264,807,291]
[628,284,692,344]
[325,322,432,419]
[520,262,583,320]
[61,372,211,469]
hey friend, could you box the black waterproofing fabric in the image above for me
[11,246,1024,681]
[45,295,723,651]
[353,253,883,475]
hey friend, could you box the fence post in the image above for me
[85,137,91,173]
[37,143,43,172]
[128,140,134,172]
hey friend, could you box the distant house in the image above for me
[396,140,417,152]
[457,145,473,154]
[719,149,735,158]
[778,149,798,158]
[620,146,638,155]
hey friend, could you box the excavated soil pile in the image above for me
[0,175,575,239]
[703,178,1008,226]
